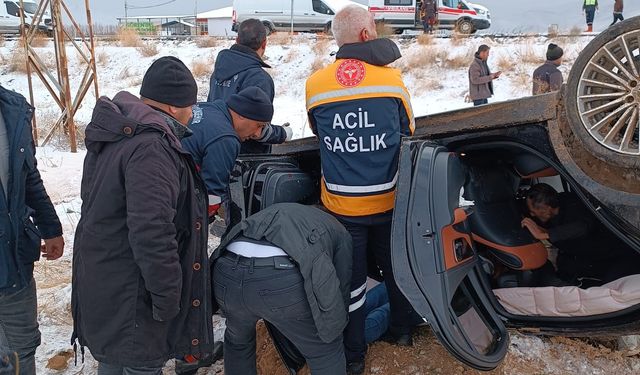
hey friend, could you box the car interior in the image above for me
[458,144,640,318]
[232,142,640,320]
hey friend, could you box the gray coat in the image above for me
[211,203,353,343]
[532,61,564,95]
[468,54,494,101]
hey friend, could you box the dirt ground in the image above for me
[254,321,640,375]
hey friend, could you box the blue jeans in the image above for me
[97,362,163,375]
[473,99,488,106]
[364,283,390,344]
[585,6,596,25]
[0,278,39,375]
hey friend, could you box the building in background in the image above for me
[116,7,235,37]
[196,7,235,36]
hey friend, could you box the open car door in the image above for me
[392,140,509,370]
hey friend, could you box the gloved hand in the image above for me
[282,122,293,141]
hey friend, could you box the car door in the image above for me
[391,139,509,370]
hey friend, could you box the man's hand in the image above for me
[283,122,293,141]
[493,71,502,79]
[521,218,549,241]
[41,236,64,260]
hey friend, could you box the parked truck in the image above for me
[0,0,52,35]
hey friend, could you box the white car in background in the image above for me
[232,0,367,34]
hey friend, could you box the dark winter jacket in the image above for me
[421,0,438,21]
[0,85,62,293]
[208,44,286,154]
[614,0,623,13]
[181,101,240,208]
[468,54,494,101]
[71,92,213,367]
[212,203,353,343]
[532,61,564,95]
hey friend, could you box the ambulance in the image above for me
[368,0,491,34]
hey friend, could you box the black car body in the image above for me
[227,18,640,371]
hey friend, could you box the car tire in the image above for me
[455,19,475,35]
[565,15,640,168]
[324,22,332,35]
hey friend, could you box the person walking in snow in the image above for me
[71,57,214,375]
[468,44,501,106]
[532,44,564,95]
[583,0,599,32]
[611,0,624,26]
[208,18,292,154]
[420,0,438,34]
[0,84,64,375]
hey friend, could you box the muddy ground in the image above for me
[253,321,640,375]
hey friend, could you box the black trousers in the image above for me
[611,13,624,26]
[213,254,346,375]
[338,219,419,363]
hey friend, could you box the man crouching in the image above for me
[211,203,353,375]
[71,56,213,374]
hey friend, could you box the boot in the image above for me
[587,25,593,32]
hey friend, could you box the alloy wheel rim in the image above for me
[577,29,640,155]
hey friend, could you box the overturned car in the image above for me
[227,17,640,372]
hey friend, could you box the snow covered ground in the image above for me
[3,33,640,374]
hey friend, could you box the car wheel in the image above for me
[324,22,332,35]
[566,16,640,168]
[455,19,474,35]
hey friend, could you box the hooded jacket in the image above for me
[0,85,62,293]
[468,53,494,101]
[305,38,414,219]
[211,203,353,343]
[208,44,285,154]
[71,91,213,367]
[532,61,564,95]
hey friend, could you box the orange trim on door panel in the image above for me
[472,234,547,271]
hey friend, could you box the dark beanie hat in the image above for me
[226,87,274,122]
[547,44,564,61]
[140,56,197,108]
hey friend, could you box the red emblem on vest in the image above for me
[336,59,366,87]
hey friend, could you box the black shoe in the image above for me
[175,341,224,374]
[382,332,413,347]
[347,361,365,375]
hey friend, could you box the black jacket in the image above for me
[208,44,286,154]
[532,61,564,95]
[71,92,213,367]
[212,203,353,343]
[0,85,62,293]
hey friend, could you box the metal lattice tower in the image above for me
[20,0,99,153]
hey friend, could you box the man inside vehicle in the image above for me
[521,183,637,284]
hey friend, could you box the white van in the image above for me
[233,0,366,34]
[0,0,52,35]
[369,0,491,34]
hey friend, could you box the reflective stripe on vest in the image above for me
[584,0,596,5]
[321,178,396,217]
[324,172,398,194]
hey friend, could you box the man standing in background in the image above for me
[420,0,438,34]
[468,45,501,106]
[0,84,65,375]
[611,0,624,26]
[532,44,564,95]
[583,0,599,32]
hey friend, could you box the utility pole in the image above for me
[124,0,128,27]
[290,0,294,34]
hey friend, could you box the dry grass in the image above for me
[195,37,218,48]
[5,48,27,73]
[283,48,299,64]
[310,56,327,74]
[444,50,473,69]
[0,35,4,47]
[96,50,109,66]
[496,53,513,73]
[118,66,134,80]
[376,22,395,37]
[512,67,532,93]
[568,25,583,42]
[515,42,543,65]
[396,48,439,74]
[191,58,213,78]
[450,32,467,46]
[268,32,292,45]
[417,34,434,46]
[117,27,141,47]
[547,24,560,39]
[137,41,159,57]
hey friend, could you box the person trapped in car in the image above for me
[211,203,353,375]
[0,84,65,375]
[306,5,418,374]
